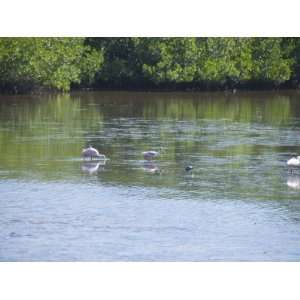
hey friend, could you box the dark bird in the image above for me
[185,165,193,172]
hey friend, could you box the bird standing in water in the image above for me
[142,150,160,160]
[287,156,300,173]
[185,165,193,172]
[82,145,106,160]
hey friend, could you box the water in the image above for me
[1,91,300,261]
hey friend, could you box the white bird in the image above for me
[82,145,106,160]
[142,150,159,160]
[287,156,300,173]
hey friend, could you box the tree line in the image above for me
[1,37,300,93]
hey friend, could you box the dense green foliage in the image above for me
[87,37,297,90]
[0,38,103,92]
[1,37,300,92]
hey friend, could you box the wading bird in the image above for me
[82,145,106,160]
[142,150,159,160]
[287,156,300,173]
[185,165,193,172]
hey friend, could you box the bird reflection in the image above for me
[287,176,300,189]
[81,161,106,174]
[143,161,160,174]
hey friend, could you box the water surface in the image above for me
[1,91,300,261]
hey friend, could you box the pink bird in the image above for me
[142,150,159,160]
[82,146,106,160]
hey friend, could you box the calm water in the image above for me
[1,91,300,261]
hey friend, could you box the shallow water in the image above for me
[1,91,300,261]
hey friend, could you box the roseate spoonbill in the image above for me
[82,145,106,160]
[142,151,159,160]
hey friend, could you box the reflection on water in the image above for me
[81,161,106,175]
[143,161,161,175]
[287,176,300,189]
[1,91,300,261]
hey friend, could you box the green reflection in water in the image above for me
[0,94,103,175]
[0,90,300,199]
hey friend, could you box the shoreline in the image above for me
[2,85,300,96]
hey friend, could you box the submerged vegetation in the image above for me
[1,37,300,93]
